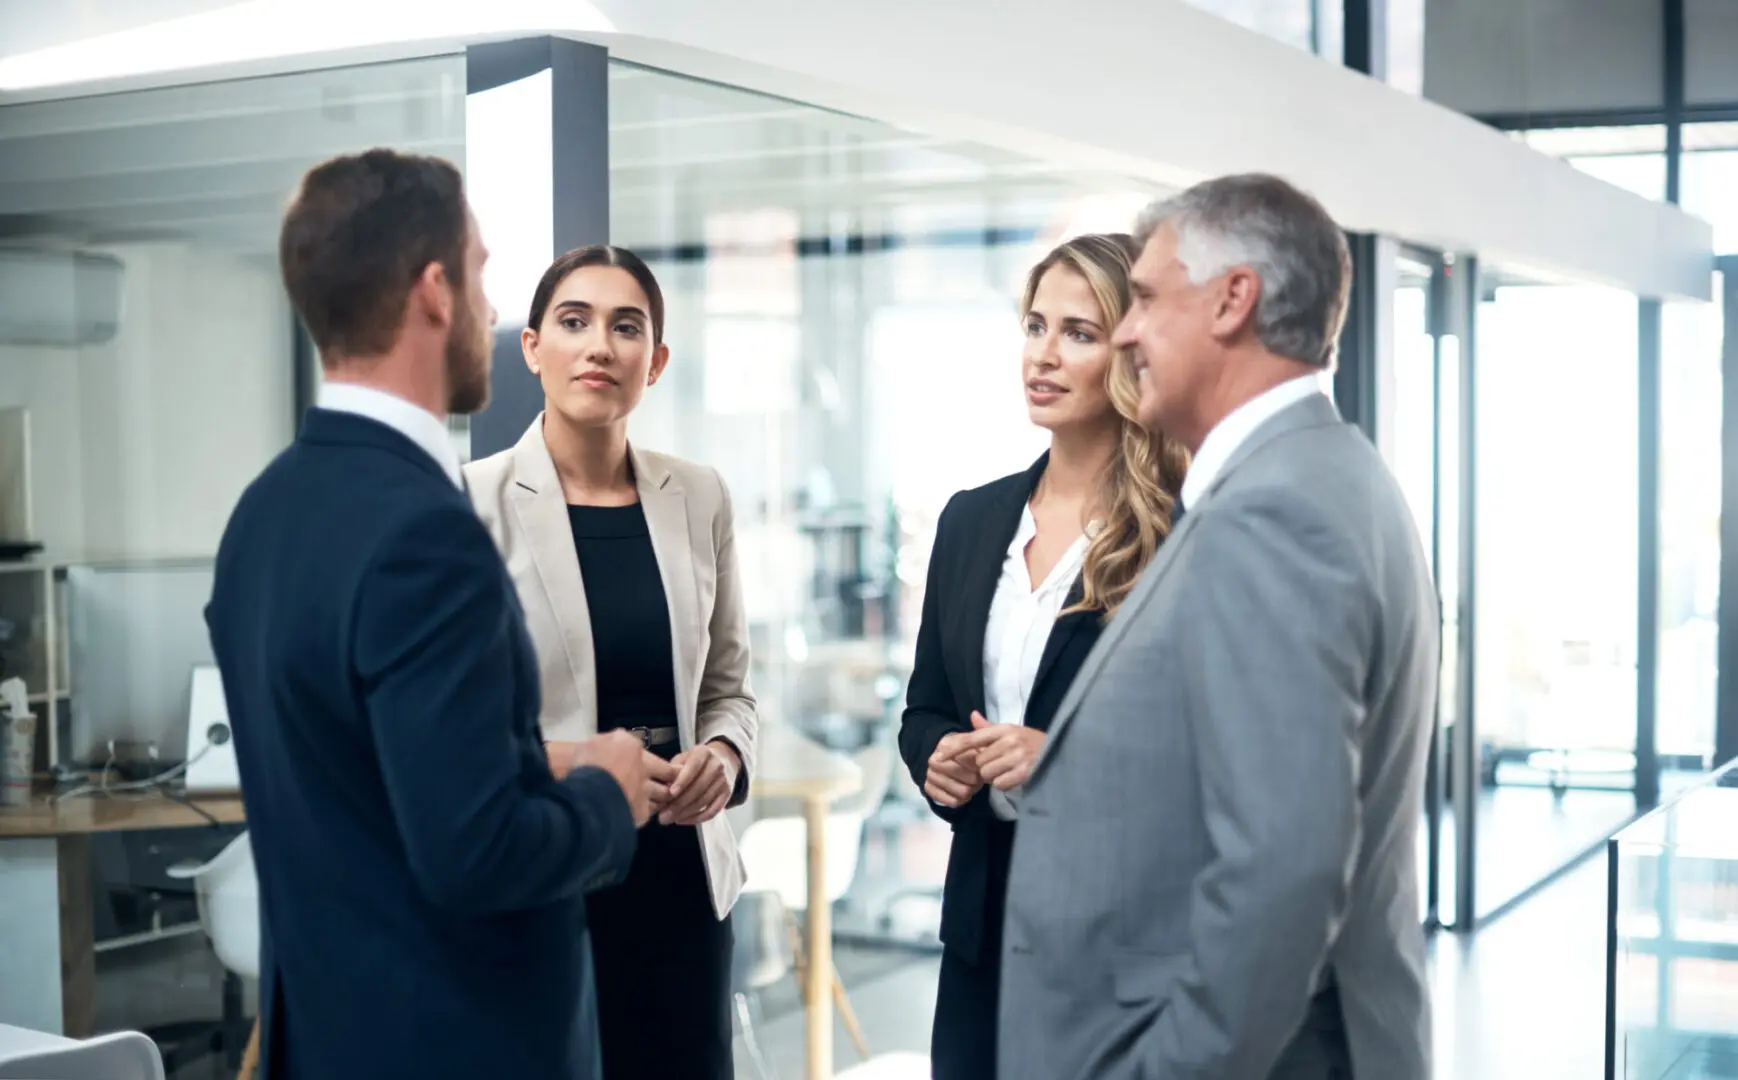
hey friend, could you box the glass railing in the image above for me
[1609,757,1738,1079]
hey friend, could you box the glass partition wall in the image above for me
[0,54,465,1050]
[605,62,1168,955]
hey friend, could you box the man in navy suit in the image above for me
[205,149,652,1080]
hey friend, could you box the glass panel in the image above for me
[1393,259,1437,924]
[606,64,1169,989]
[1683,123,1738,254]
[1516,127,1668,203]
[1177,0,1321,53]
[0,55,464,1037]
[1612,762,1738,1079]
[1658,280,1723,798]
[1475,271,1641,917]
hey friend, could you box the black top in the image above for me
[897,452,1114,967]
[567,503,680,734]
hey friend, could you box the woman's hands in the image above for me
[925,711,1047,807]
[659,740,740,826]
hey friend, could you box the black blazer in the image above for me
[898,454,1107,965]
[205,409,638,1080]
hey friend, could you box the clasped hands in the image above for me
[545,733,738,829]
[924,711,1047,808]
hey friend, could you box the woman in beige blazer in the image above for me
[464,245,756,1080]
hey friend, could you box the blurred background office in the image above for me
[0,2,1735,1079]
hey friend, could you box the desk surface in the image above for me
[0,791,245,838]
[753,724,862,801]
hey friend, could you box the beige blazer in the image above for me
[463,415,756,918]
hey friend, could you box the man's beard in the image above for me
[445,301,491,416]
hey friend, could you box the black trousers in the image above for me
[932,941,1002,1080]
[931,818,1014,1080]
[586,819,733,1080]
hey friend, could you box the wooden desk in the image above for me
[753,726,861,1080]
[0,789,245,1035]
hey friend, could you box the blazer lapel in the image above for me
[1032,498,1201,774]
[1031,394,1344,776]
[506,417,599,732]
[632,445,701,748]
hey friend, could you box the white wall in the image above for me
[0,242,292,558]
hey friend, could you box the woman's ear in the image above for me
[521,327,541,376]
[647,342,671,386]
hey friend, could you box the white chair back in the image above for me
[166,832,259,980]
[0,1028,165,1080]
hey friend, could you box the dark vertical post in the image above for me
[465,37,611,461]
[1335,233,1381,442]
[1665,0,1685,206]
[551,37,610,253]
[1636,0,1684,805]
[1452,255,1480,930]
[1715,259,1738,767]
[1342,0,1388,79]
[1637,298,1663,807]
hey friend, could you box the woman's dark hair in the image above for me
[526,245,666,344]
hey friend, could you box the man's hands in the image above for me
[546,735,738,828]
[661,740,739,826]
[545,732,654,827]
[925,711,1048,807]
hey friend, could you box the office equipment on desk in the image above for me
[0,678,30,808]
[183,666,238,795]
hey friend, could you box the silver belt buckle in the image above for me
[628,726,652,749]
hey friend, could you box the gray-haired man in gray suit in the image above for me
[997,174,1435,1080]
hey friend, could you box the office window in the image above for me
[1474,271,1641,916]
[1518,125,1668,202]
[1658,282,1722,785]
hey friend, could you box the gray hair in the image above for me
[1132,174,1351,369]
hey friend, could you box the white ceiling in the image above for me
[0,55,1152,260]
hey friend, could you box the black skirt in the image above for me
[585,815,733,1080]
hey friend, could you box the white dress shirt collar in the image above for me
[1179,373,1327,511]
[316,381,463,489]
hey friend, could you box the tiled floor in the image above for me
[736,856,1618,1080]
[88,802,1732,1080]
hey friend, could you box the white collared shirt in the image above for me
[316,381,463,489]
[981,503,1094,820]
[1179,373,1328,510]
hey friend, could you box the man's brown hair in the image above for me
[279,149,468,362]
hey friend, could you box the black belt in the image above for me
[623,725,679,750]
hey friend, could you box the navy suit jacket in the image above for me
[205,408,637,1080]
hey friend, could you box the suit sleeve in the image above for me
[694,468,758,807]
[1139,487,1373,1078]
[898,494,986,824]
[354,501,637,915]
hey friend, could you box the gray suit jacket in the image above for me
[998,394,1436,1080]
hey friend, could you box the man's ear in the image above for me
[409,261,454,330]
[1208,265,1262,343]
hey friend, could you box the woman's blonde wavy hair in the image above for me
[1020,233,1191,618]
